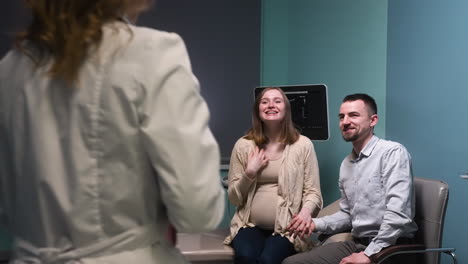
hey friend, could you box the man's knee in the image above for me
[281,256,293,264]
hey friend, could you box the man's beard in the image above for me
[342,132,358,142]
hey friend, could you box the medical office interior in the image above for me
[1,1,467,264]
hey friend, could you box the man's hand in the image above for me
[286,208,315,239]
[339,252,371,264]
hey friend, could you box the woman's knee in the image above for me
[232,227,266,263]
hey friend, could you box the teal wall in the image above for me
[261,0,388,205]
[262,0,467,263]
[386,1,468,263]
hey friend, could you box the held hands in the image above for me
[245,146,269,178]
[339,252,371,264]
[286,208,315,239]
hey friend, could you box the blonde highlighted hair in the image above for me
[15,0,153,85]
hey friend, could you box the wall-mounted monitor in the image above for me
[254,84,329,141]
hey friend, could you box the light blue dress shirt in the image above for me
[313,135,418,256]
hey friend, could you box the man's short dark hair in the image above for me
[342,93,377,115]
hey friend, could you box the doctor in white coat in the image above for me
[0,0,225,263]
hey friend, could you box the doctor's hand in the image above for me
[286,207,315,239]
[245,146,268,179]
[339,252,371,264]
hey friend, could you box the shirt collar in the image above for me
[350,135,379,162]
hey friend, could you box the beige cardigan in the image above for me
[224,135,323,252]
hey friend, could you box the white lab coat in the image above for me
[0,21,225,263]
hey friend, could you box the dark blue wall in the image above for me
[139,0,261,164]
[0,1,28,57]
[0,0,261,165]
[0,0,28,250]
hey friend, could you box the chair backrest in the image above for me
[413,177,449,264]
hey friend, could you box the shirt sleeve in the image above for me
[226,140,256,207]
[140,33,225,233]
[300,140,323,215]
[364,145,415,257]
[313,177,352,233]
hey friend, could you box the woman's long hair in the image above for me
[15,0,152,85]
[244,87,300,147]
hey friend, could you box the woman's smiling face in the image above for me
[258,89,286,124]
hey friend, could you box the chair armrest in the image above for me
[370,244,425,263]
[317,199,341,218]
[315,199,352,245]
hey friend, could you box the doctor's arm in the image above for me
[140,34,224,233]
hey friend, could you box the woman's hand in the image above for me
[286,207,315,239]
[245,146,268,178]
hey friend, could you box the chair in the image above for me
[316,199,352,245]
[373,177,456,264]
[319,177,457,264]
